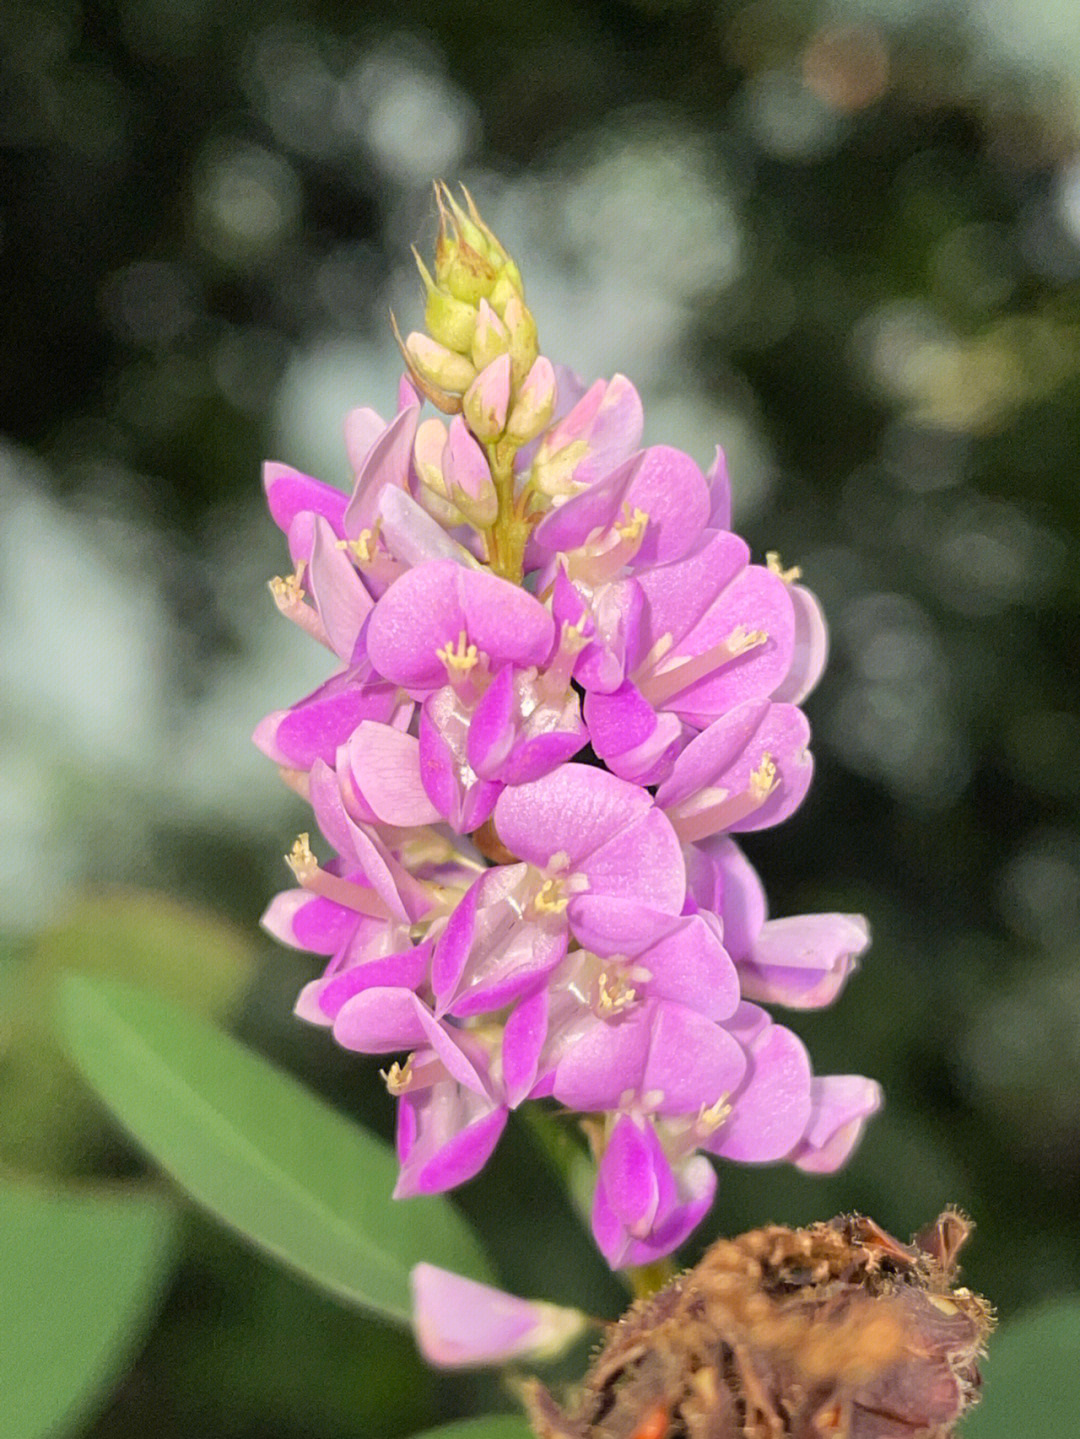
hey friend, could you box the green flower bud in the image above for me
[502,293,539,387]
[415,250,478,354]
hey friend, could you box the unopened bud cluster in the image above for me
[257,186,880,1269]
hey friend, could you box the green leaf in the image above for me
[0,1179,177,1439]
[56,974,493,1322]
[30,889,255,1015]
[963,1296,1080,1439]
[0,892,255,1179]
[408,1418,532,1439]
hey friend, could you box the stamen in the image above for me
[538,619,589,700]
[437,629,480,673]
[269,564,332,648]
[568,503,651,585]
[767,550,802,584]
[666,754,779,843]
[637,627,768,706]
[286,833,393,919]
[531,877,569,915]
[381,1052,447,1094]
[595,970,637,1016]
[696,1095,732,1135]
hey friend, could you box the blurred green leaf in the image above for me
[0,1178,177,1439]
[408,1419,532,1439]
[30,889,254,1013]
[0,891,256,1179]
[963,1297,1080,1439]
[56,974,494,1322]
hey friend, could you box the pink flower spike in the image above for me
[411,1264,587,1369]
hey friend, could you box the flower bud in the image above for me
[506,356,557,444]
[502,293,539,385]
[471,298,509,371]
[444,416,498,526]
[404,332,476,396]
[415,251,478,354]
[463,352,512,443]
[413,416,451,498]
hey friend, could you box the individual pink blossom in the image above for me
[410,1264,587,1368]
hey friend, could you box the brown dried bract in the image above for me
[525,1211,993,1439]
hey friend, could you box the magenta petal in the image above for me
[467,665,516,779]
[344,405,388,474]
[658,701,814,835]
[552,1008,651,1113]
[307,515,373,661]
[332,986,431,1052]
[502,988,550,1108]
[494,764,655,870]
[580,807,686,913]
[593,1152,716,1269]
[367,560,555,692]
[633,916,740,1022]
[666,565,796,725]
[790,1075,883,1174]
[584,682,657,759]
[253,672,400,770]
[643,1003,747,1115]
[260,889,355,955]
[741,913,869,1009]
[394,1083,507,1196]
[637,530,750,659]
[709,1021,812,1163]
[432,865,568,1020]
[313,941,432,1020]
[709,837,768,960]
[411,1264,586,1369]
[568,896,690,955]
[263,461,347,537]
[344,399,418,537]
[343,722,442,827]
[772,583,829,705]
[598,1115,670,1236]
[419,695,501,833]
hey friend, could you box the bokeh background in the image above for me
[3,0,1080,1435]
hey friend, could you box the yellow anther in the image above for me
[269,564,306,607]
[749,754,778,800]
[285,832,317,882]
[697,1095,732,1133]
[382,1058,413,1095]
[766,551,802,584]
[616,504,649,543]
[562,619,590,656]
[596,971,637,1015]
[728,625,769,656]
[532,878,569,915]
[437,628,481,673]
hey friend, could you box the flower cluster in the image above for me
[257,186,880,1269]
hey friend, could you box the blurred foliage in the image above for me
[3,0,1080,1435]
[1,1179,177,1439]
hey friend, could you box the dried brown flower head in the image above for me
[525,1211,992,1439]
